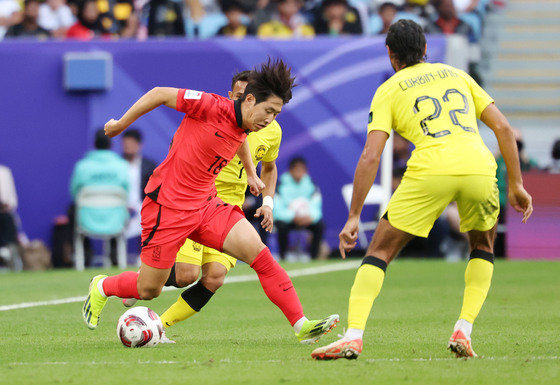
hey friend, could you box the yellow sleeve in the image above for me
[462,72,494,119]
[262,122,282,163]
[366,86,393,135]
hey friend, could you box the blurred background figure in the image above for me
[256,0,314,38]
[121,129,156,251]
[38,0,74,38]
[0,164,22,269]
[217,0,248,37]
[274,157,324,261]
[69,129,129,267]
[66,0,109,39]
[370,1,397,35]
[0,0,22,40]
[547,139,560,174]
[145,0,185,37]
[313,0,362,36]
[5,0,50,38]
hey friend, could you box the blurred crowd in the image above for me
[0,0,498,41]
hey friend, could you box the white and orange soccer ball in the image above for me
[117,306,164,348]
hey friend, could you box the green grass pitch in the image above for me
[1,260,559,385]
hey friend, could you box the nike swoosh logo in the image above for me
[215,132,224,138]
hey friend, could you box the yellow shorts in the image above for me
[175,238,237,271]
[386,175,499,238]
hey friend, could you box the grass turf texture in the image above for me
[1,260,559,385]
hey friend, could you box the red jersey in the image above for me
[144,89,247,210]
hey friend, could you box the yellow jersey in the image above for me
[215,120,282,206]
[367,62,497,177]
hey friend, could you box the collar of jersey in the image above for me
[234,99,243,129]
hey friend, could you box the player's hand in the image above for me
[508,184,533,223]
[339,216,359,259]
[255,205,273,232]
[247,175,265,196]
[104,118,126,138]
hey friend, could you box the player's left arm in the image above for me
[236,139,265,196]
[105,87,180,138]
[339,130,389,258]
[254,160,277,232]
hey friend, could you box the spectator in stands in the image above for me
[38,0,75,38]
[0,0,22,39]
[313,0,362,36]
[274,157,324,260]
[424,0,473,40]
[548,139,560,174]
[119,11,140,38]
[371,1,397,35]
[70,129,129,267]
[120,129,156,241]
[0,164,19,265]
[256,0,314,38]
[145,0,185,36]
[96,0,134,35]
[217,0,248,37]
[5,0,50,38]
[452,0,479,13]
[66,0,109,39]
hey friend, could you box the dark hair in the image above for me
[289,156,307,169]
[94,129,111,150]
[222,0,247,14]
[242,57,296,105]
[123,128,142,143]
[379,1,398,12]
[231,70,251,90]
[385,19,426,68]
[552,139,560,160]
[322,0,348,8]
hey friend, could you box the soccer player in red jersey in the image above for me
[82,59,339,344]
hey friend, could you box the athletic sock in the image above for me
[459,249,494,324]
[160,281,214,328]
[292,316,308,334]
[102,271,140,299]
[454,319,473,338]
[250,247,304,326]
[164,264,179,288]
[348,256,387,330]
[344,328,364,341]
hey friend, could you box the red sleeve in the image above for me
[176,89,210,117]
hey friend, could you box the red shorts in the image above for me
[140,197,245,269]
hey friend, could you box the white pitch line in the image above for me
[6,356,560,366]
[0,261,360,312]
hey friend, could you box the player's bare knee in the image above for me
[175,265,200,288]
[176,270,199,288]
[138,286,161,300]
[201,272,226,292]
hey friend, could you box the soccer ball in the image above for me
[117,306,164,348]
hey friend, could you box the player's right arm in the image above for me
[480,103,533,223]
[105,87,179,138]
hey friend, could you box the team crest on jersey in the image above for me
[255,145,267,161]
[368,111,373,124]
[184,90,202,100]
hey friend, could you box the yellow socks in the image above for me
[348,256,387,331]
[459,250,494,324]
[160,281,215,328]
[160,296,197,328]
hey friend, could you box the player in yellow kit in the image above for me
[312,20,533,360]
